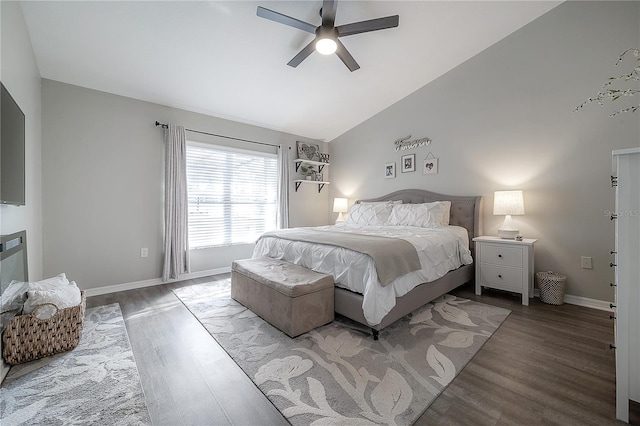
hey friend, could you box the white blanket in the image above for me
[252,223,473,326]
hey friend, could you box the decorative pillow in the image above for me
[346,203,394,226]
[22,275,82,319]
[439,201,452,225]
[387,202,451,228]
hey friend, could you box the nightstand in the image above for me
[473,236,537,305]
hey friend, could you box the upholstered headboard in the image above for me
[357,189,483,247]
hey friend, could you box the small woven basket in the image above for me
[2,291,86,365]
[535,272,567,305]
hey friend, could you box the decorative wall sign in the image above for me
[423,158,438,175]
[393,135,431,151]
[385,162,396,179]
[296,141,321,161]
[401,154,416,173]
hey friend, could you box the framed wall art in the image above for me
[401,154,415,173]
[296,141,321,162]
[384,162,396,179]
[423,157,438,175]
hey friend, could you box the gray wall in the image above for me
[0,1,43,281]
[329,1,640,302]
[42,80,328,290]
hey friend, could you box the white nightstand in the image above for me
[473,236,537,305]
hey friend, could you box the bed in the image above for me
[253,189,483,338]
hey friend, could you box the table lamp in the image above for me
[333,198,348,224]
[493,190,525,239]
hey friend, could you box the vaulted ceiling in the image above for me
[21,1,561,141]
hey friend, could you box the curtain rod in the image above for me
[155,121,281,148]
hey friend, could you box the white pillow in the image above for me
[387,202,450,228]
[347,203,394,226]
[439,201,452,225]
[23,275,82,319]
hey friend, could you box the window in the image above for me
[186,142,278,249]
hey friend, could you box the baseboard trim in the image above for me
[86,272,613,311]
[533,289,612,311]
[563,294,612,311]
[84,267,230,297]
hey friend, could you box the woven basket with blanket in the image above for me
[1,273,85,365]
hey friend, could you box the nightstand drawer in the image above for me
[480,244,523,268]
[480,265,524,291]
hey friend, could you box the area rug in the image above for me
[173,279,511,426]
[0,303,151,426]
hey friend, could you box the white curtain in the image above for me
[163,124,190,281]
[276,145,290,229]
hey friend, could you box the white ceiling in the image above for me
[21,1,561,141]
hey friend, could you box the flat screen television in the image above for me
[1,82,26,206]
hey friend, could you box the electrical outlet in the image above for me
[581,256,592,269]
[140,247,148,258]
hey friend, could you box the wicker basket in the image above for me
[535,272,566,305]
[2,291,86,365]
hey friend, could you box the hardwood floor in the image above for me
[87,274,287,426]
[87,276,633,425]
[422,286,623,425]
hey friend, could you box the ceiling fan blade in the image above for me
[335,39,360,72]
[257,6,317,34]
[287,39,317,68]
[321,0,337,27]
[337,15,399,37]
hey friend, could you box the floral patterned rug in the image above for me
[0,304,151,426]
[174,280,510,426]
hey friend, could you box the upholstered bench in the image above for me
[231,257,334,338]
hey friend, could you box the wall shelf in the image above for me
[294,158,330,192]
[293,179,329,193]
[294,159,329,174]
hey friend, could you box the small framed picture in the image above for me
[423,158,438,175]
[401,154,415,173]
[384,162,396,179]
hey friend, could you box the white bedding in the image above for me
[252,223,473,326]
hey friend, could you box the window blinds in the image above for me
[186,143,278,249]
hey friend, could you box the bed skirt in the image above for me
[334,263,474,332]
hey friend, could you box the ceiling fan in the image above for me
[257,0,399,72]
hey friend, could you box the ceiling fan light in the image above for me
[316,37,337,55]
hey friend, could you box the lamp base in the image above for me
[335,212,346,224]
[498,229,519,239]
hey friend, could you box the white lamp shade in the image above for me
[493,190,524,239]
[493,190,525,216]
[333,197,348,224]
[333,197,349,213]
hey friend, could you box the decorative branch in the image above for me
[575,48,640,116]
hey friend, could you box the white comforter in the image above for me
[252,223,473,326]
